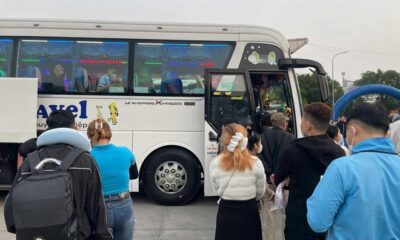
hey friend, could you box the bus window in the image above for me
[133,42,233,95]
[209,73,253,131]
[0,39,13,78]
[16,39,74,93]
[75,41,129,94]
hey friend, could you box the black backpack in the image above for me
[10,147,85,240]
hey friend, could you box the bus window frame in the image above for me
[0,37,16,78]
[131,40,236,97]
[14,37,131,96]
[10,36,235,97]
[248,70,296,135]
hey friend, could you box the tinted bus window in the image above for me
[75,41,129,94]
[0,39,14,77]
[209,73,252,130]
[133,42,232,95]
[16,39,129,94]
[17,39,74,93]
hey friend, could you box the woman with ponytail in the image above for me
[210,123,266,240]
[87,118,136,240]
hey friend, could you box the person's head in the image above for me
[238,117,253,132]
[326,125,343,144]
[346,103,389,147]
[46,110,76,129]
[270,112,288,129]
[301,102,331,137]
[247,131,262,156]
[87,118,112,146]
[53,64,64,78]
[339,115,347,123]
[107,68,118,82]
[219,123,253,172]
[252,74,265,88]
[260,114,272,127]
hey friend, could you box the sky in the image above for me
[1,0,399,84]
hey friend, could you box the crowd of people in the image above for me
[210,102,400,240]
[3,101,400,240]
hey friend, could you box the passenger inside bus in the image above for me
[19,65,42,91]
[74,66,89,93]
[160,71,183,94]
[96,68,124,93]
[43,63,66,93]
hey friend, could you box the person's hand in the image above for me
[269,174,275,185]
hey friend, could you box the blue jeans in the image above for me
[105,196,135,240]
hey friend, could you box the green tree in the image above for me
[297,74,343,106]
[354,69,400,111]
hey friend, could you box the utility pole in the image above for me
[331,51,349,109]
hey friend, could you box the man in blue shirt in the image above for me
[307,103,400,240]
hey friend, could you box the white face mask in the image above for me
[257,143,263,154]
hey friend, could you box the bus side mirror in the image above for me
[317,74,330,102]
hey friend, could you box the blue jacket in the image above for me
[307,137,400,240]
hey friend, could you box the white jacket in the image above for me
[210,155,266,201]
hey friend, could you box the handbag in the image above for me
[129,162,139,180]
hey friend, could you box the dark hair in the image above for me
[238,117,253,127]
[326,125,339,139]
[347,103,389,133]
[304,102,331,132]
[46,110,76,129]
[260,113,272,127]
[247,130,261,152]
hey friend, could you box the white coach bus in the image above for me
[0,19,329,205]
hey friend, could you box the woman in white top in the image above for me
[210,123,266,240]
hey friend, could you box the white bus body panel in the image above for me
[203,122,219,196]
[38,95,205,192]
[0,78,38,143]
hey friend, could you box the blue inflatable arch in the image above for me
[333,84,400,120]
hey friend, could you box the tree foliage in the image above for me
[297,73,343,106]
[353,69,400,111]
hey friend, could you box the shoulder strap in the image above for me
[26,150,43,172]
[220,169,235,196]
[59,148,86,171]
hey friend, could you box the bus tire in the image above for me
[142,148,201,205]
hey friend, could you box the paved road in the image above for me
[0,191,219,240]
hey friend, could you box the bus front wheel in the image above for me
[142,148,201,205]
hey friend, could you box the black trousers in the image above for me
[285,230,326,240]
[215,198,262,240]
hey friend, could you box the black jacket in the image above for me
[261,127,296,177]
[18,137,37,158]
[275,134,345,235]
[4,144,112,240]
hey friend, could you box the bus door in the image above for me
[249,71,295,134]
[203,70,256,196]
